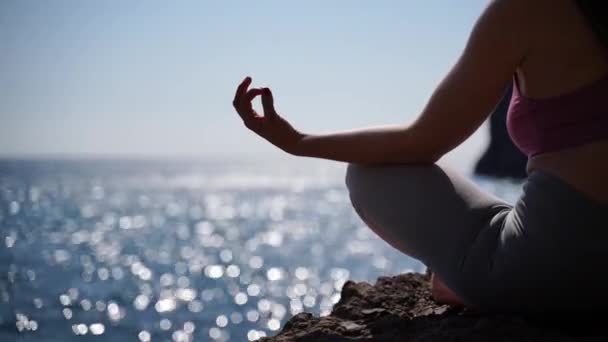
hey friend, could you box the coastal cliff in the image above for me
[262,273,606,341]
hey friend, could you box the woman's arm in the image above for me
[233,0,532,164]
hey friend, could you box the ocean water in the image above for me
[0,158,521,342]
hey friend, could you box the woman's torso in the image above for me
[513,0,608,203]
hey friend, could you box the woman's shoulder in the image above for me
[488,0,592,33]
[515,0,608,97]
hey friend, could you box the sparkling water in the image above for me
[0,158,521,341]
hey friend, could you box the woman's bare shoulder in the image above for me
[514,0,608,96]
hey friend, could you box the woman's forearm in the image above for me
[293,124,440,164]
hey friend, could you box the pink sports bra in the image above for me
[507,74,608,157]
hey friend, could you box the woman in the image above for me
[232,0,608,312]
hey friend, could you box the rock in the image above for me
[474,85,528,179]
[340,321,365,331]
[261,273,608,341]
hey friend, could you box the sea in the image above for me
[0,158,522,341]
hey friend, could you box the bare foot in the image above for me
[430,273,467,307]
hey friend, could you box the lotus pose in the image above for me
[232,0,608,312]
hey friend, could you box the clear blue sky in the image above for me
[0,0,489,162]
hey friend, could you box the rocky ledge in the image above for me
[261,273,606,341]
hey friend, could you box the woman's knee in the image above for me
[345,163,446,257]
[345,163,443,209]
[345,163,371,207]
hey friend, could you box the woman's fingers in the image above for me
[233,77,262,121]
[232,78,280,136]
[233,76,252,108]
[238,88,263,119]
[246,88,263,105]
[238,88,265,133]
[261,88,278,119]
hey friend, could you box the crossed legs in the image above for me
[345,163,511,308]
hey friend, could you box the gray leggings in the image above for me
[346,163,608,313]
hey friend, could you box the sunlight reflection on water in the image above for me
[0,159,521,341]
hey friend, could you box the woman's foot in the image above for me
[430,273,467,307]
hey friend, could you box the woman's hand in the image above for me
[232,77,304,155]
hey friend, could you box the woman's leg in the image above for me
[431,272,466,306]
[345,163,512,306]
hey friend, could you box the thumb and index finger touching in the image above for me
[233,76,278,120]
